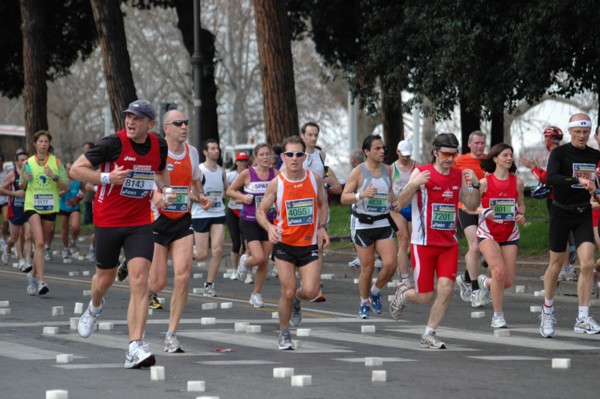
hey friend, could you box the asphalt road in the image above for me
[1,246,599,399]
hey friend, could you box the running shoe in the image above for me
[470,290,484,308]
[455,274,472,302]
[374,258,383,269]
[0,238,5,253]
[237,254,250,281]
[17,258,27,272]
[358,302,370,319]
[271,263,279,277]
[290,296,302,327]
[26,272,38,296]
[116,260,128,282]
[244,269,255,284]
[78,299,104,338]
[370,292,383,314]
[491,314,507,328]
[62,249,70,260]
[348,257,360,268]
[420,332,446,349]
[249,293,265,308]
[390,282,410,320]
[164,334,184,353]
[278,331,294,350]
[87,246,96,263]
[312,290,327,302]
[1,251,8,265]
[476,275,490,305]
[539,310,556,338]
[44,247,52,261]
[574,316,600,334]
[124,341,156,369]
[202,284,217,297]
[149,293,163,310]
[38,281,49,295]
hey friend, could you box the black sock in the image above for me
[463,271,471,283]
[471,280,480,290]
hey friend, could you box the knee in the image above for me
[281,286,296,301]
[252,253,265,267]
[195,248,208,261]
[173,269,190,288]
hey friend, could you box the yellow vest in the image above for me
[24,155,60,214]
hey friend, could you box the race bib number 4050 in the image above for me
[431,203,456,230]
[285,198,314,226]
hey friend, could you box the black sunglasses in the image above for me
[166,119,189,127]
[283,151,305,158]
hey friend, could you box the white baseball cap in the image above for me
[397,140,412,156]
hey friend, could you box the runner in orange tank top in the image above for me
[256,135,330,351]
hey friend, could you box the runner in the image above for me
[390,140,416,285]
[454,131,487,307]
[226,143,278,307]
[147,109,208,352]
[58,162,83,260]
[540,113,600,337]
[71,99,169,368]
[390,133,480,349]
[341,134,397,319]
[225,151,249,280]
[256,135,329,350]
[0,151,31,270]
[19,131,69,295]
[473,143,526,328]
[192,139,226,297]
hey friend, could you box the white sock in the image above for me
[89,301,102,314]
[360,297,369,304]
[578,306,589,320]
[424,326,435,336]
[370,284,380,295]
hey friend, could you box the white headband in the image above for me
[568,120,592,128]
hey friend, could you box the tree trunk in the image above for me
[19,0,48,149]
[380,80,403,164]
[253,0,299,145]
[490,105,504,147]
[421,96,436,164]
[90,0,137,131]
[173,0,219,148]
[459,95,480,154]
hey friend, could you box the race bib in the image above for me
[431,203,455,230]
[572,163,596,189]
[285,198,314,226]
[366,193,388,213]
[120,170,155,198]
[162,185,189,213]
[490,198,515,222]
[33,193,55,212]
[206,190,222,208]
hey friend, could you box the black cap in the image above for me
[122,99,156,120]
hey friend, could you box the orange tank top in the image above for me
[275,170,319,247]
[158,143,194,220]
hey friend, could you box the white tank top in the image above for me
[303,148,325,178]
[192,163,225,218]
[351,163,391,230]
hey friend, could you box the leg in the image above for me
[193,231,209,261]
[463,224,480,286]
[391,212,411,279]
[206,224,225,283]
[544,251,566,300]
[28,214,44,279]
[576,242,595,307]
[148,243,169,294]
[167,235,194,333]
[127,257,152,341]
[425,277,454,330]
[373,238,397,289]
[60,214,69,248]
[276,258,297,330]
[70,211,80,244]
[355,243,375,300]
[252,240,273,295]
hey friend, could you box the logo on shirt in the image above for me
[124,156,137,162]
[442,189,454,201]
[167,163,174,172]
[432,186,442,191]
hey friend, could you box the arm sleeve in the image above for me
[84,135,120,167]
[158,138,168,171]
[546,147,578,186]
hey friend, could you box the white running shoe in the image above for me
[290,296,302,327]
[390,282,410,320]
[164,334,184,353]
[202,284,217,297]
[244,267,255,284]
[78,299,104,338]
[26,272,38,296]
[574,316,600,334]
[237,254,250,281]
[278,331,294,350]
[348,257,360,267]
[249,293,265,308]
[420,332,446,349]
[539,310,556,338]
[455,274,472,302]
[1,251,8,265]
[491,314,507,328]
[470,290,485,308]
[374,258,383,269]
[124,341,156,369]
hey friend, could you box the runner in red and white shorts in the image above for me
[389,133,481,349]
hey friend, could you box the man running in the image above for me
[71,99,169,368]
[454,130,488,307]
[148,110,209,353]
[342,135,397,319]
[390,133,480,349]
[256,135,330,350]
[540,113,600,337]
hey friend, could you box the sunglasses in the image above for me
[436,150,458,159]
[166,119,189,127]
[283,151,305,158]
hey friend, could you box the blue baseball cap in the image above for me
[122,99,156,120]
